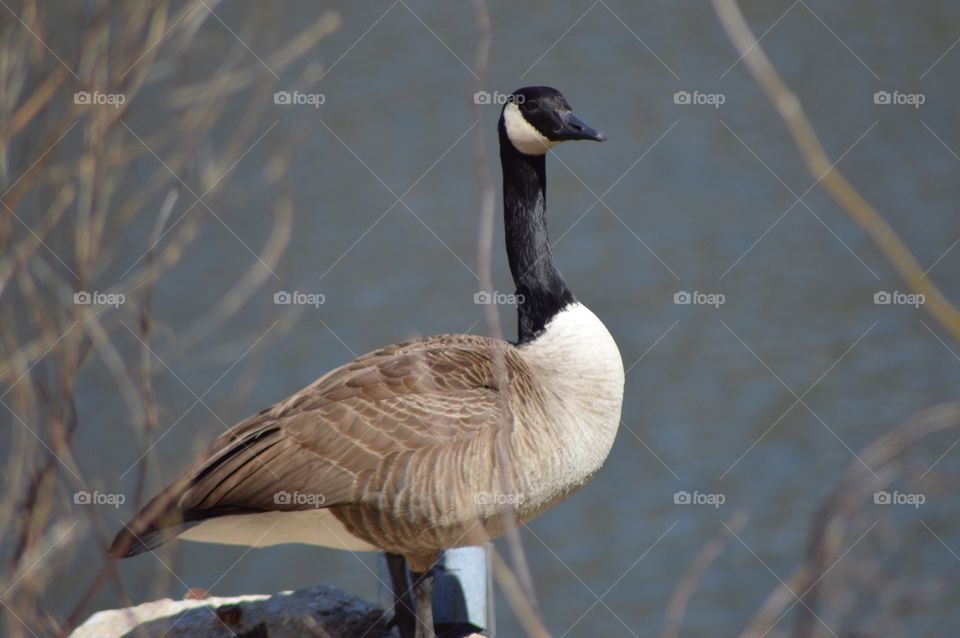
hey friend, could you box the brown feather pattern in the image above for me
[112,334,554,565]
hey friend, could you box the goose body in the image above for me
[167,303,622,558]
[112,86,622,638]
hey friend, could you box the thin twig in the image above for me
[712,0,960,344]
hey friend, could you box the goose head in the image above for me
[499,86,606,156]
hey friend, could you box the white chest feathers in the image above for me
[516,302,625,499]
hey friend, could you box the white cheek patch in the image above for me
[503,102,558,156]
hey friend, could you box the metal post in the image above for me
[380,544,493,636]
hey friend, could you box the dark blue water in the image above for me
[28,0,960,635]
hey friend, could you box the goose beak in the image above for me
[554,111,606,142]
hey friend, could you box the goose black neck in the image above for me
[499,125,574,344]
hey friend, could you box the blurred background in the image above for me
[3,0,960,636]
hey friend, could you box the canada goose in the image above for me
[111,86,623,638]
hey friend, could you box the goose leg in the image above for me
[386,553,416,638]
[410,568,435,638]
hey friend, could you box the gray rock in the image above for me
[69,585,394,638]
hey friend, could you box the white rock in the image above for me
[69,585,393,638]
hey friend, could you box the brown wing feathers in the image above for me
[110,336,521,557]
